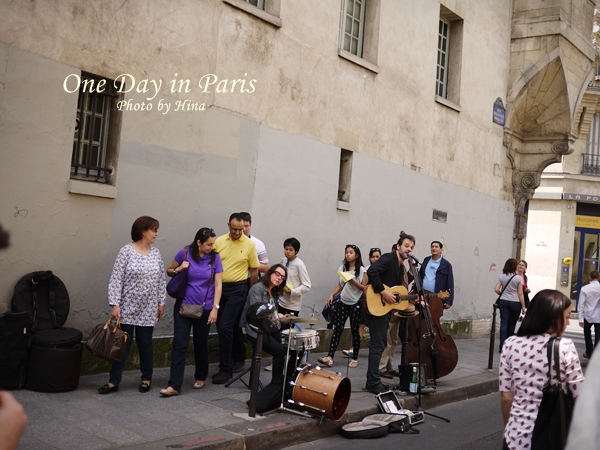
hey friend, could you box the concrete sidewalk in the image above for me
[12,332,588,450]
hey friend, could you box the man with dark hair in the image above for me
[213,213,259,384]
[579,270,600,358]
[231,212,270,372]
[365,232,415,394]
[419,240,454,309]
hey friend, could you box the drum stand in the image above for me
[264,317,325,421]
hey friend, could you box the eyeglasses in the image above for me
[370,248,381,253]
[346,244,358,250]
[273,271,286,279]
[229,226,244,233]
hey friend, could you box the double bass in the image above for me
[402,289,458,380]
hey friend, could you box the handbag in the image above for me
[167,247,189,299]
[85,318,129,362]
[322,293,341,329]
[178,261,214,319]
[531,336,574,450]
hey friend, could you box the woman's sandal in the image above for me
[159,387,179,397]
[348,359,358,368]
[318,356,334,367]
[192,380,204,389]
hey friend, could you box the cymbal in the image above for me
[280,317,329,326]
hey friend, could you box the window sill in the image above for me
[435,96,461,112]
[337,49,379,74]
[223,0,282,28]
[336,201,351,211]
[68,179,117,199]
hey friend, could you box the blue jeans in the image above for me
[365,312,390,388]
[109,324,154,386]
[168,301,211,392]
[498,300,521,351]
[216,283,249,372]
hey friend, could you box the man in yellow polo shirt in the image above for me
[212,213,259,384]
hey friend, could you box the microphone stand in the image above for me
[407,256,450,423]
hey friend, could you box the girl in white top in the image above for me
[318,245,368,368]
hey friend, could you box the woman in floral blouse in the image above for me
[499,289,584,450]
[98,216,166,395]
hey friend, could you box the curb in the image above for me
[118,373,499,450]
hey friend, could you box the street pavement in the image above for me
[12,323,588,450]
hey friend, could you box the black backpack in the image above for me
[11,271,70,331]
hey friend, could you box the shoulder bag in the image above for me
[531,336,575,450]
[179,260,214,319]
[166,247,189,299]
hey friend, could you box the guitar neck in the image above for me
[398,293,439,301]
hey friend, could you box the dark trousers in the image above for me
[498,300,521,351]
[232,305,247,363]
[583,319,600,357]
[277,304,300,317]
[365,312,390,388]
[168,301,211,392]
[109,324,154,386]
[216,283,248,372]
[247,332,296,385]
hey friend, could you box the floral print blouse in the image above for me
[499,333,584,450]
[108,244,166,327]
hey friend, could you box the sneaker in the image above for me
[264,365,273,371]
[342,349,354,357]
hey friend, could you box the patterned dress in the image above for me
[108,244,166,327]
[499,333,584,450]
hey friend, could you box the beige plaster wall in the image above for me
[0,45,115,326]
[0,0,512,200]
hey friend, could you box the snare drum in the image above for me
[290,365,351,420]
[281,329,319,351]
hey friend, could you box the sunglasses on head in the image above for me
[201,228,215,236]
[370,248,381,253]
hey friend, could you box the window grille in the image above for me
[583,113,600,176]
[71,76,116,182]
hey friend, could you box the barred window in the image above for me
[339,0,366,57]
[71,74,119,183]
[436,17,450,99]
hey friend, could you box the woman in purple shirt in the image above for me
[160,228,223,396]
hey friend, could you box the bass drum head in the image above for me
[292,367,351,421]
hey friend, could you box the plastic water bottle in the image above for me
[409,366,418,393]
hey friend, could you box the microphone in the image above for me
[408,253,420,265]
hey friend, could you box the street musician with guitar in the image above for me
[364,232,415,394]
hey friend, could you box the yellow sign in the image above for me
[575,215,600,230]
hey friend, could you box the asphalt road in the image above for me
[283,392,504,450]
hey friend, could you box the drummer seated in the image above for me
[240,265,298,385]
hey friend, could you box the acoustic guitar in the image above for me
[365,284,450,317]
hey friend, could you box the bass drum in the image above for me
[290,365,351,420]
